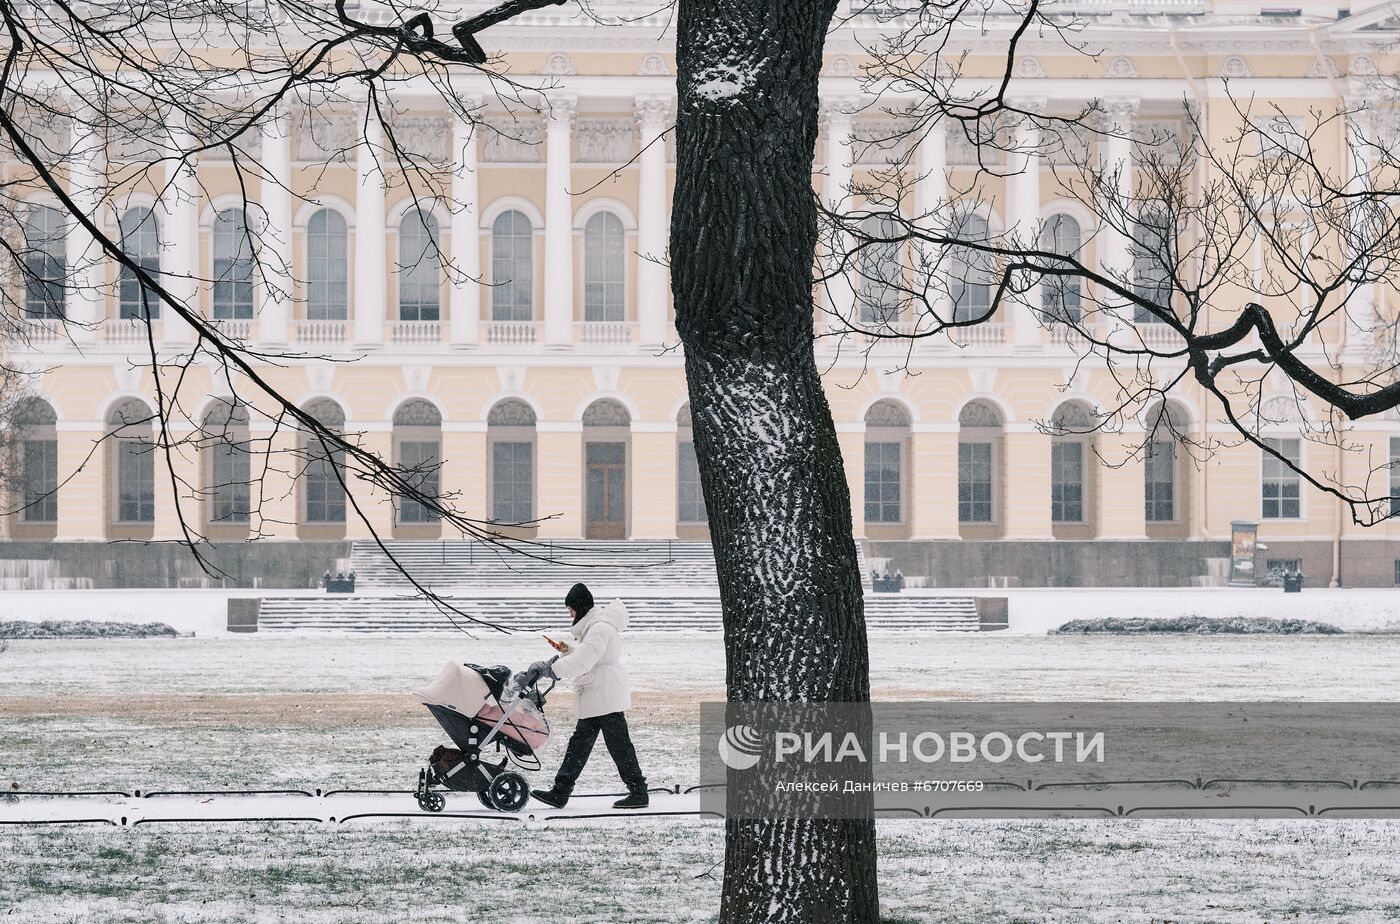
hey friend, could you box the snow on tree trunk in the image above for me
[671,2,879,921]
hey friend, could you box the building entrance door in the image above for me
[585,441,626,539]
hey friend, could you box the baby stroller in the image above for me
[413,661,553,813]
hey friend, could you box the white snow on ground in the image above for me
[8,604,1400,920]
[2,585,1399,637]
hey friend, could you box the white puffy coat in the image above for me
[551,599,631,720]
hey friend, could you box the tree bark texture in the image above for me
[671,2,879,921]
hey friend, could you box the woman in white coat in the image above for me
[524,582,649,809]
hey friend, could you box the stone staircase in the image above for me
[256,592,980,633]
[351,539,875,593]
[260,539,980,634]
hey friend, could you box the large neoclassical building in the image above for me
[5,0,1400,586]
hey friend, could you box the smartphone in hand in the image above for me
[544,634,571,654]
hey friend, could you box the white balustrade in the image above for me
[293,319,348,346]
[103,318,156,345]
[483,321,540,346]
[947,323,1008,348]
[211,318,253,341]
[22,319,68,346]
[578,321,635,348]
[390,321,442,346]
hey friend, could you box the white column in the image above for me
[822,99,857,332]
[543,96,577,348]
[1101,99,1138,311]
[450,102,482,348]
[161,114,200,347]
[915,120,949,333]
[65,114,104,342]
[258,105,292,345]
[354,109,387,347]
[1009,104,1044,347]
[1344,97,1376,353]
[635,96,671,348]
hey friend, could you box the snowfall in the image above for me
[4,587,1400,922]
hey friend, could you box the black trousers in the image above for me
[552,711,646,795]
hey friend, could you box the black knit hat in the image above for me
[565,582,594,618]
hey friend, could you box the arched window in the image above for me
[949,213,992,323]
[488,398,536,524]
[1049,401,1096,527]
[306,209,348,321]
[864,400,910,525]
[491,210,534,321]
[958,400,1003,528]
[394,399,443,525]
[583,400,631,539]
[15,397,58,523]
[1039,214,1082,325]
[1132,210,1172,323]
[677,403,707,525]
[212,208,254,319]
[119,207,161,319]
[584,211,626,322]
[302,398,346,525]
[399,208,441,321]
[108,398,155,524]
[1145,401,1188,525]
[23,205,66,319]
[203,400,251,525]
[858,214,903,324]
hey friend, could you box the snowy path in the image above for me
[0,789,713,826]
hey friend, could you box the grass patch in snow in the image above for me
[1050,615,1343,636]
[0,620,178,639]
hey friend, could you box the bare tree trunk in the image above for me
[671,2,878,921]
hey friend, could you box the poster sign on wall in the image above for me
[1229,521,1259,586]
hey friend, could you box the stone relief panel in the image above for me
[482,117,545,163]
[576,119,636,163]
[388,115,453,164]
[295,110,358,164]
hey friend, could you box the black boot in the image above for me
[531,786,569,809]
[613,787,649,809]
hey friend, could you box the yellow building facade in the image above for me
[5,1,1400,586]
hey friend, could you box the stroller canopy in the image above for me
[415,662,494,715]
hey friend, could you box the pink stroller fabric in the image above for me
[477,698,549,753]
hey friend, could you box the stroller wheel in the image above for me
[486,771,529,813]
[417,791,446,813]
[477,790,493,810]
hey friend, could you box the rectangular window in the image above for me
[958,441,993,523]
[1145,440,1176,522]
[1261,437,1301,519]
[1390,437,1400,517]
[492,441,534,523]
[21,438,58,523]
[397,440,442,524]
[677,441,707,524]
[210,440,251,523]
[1050,441,1084,523]
[116,439,155,523]
[864,441,902,524]
[305,446,347,524]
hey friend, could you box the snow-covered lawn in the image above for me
[6,631,1400,920]
[5,585,1400,637]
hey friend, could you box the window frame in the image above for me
[398,208,442,322]
[583,211,627,323]
[118,206,162,320]
[211,208,255,320]
[1260,437,1303,520]
[306,208,349,321]
[491,209,534,322]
